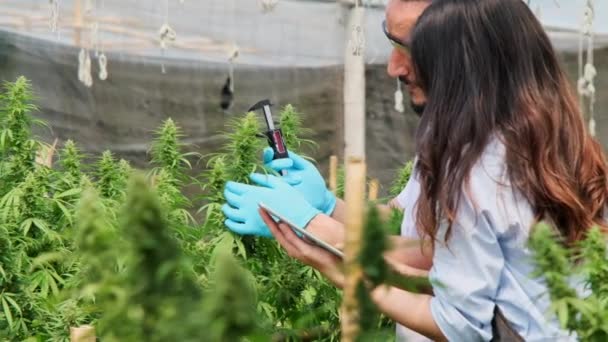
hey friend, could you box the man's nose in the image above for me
[387,50,410,79]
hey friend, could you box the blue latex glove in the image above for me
[222,173,321,237]
[262,147,336,216]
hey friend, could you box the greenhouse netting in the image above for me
[0,0,606,192]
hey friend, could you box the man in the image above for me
[385,0,429,118]
[379,1,431,340]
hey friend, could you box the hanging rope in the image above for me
[220,44,239,111]
[91,21,99,57]
[159,0,176,74]
[78,48,85,83]
[98,53,108,80]
[76,0,97,87]
[78,48,93,87]
[97,0,108,80]
[76,0,107,87]
[84,49,93,87]
[394,79,404,113]
[84,0,94,14]
[258,0,279,13]
[49,0,59,34]
[159,24,176,74]
[228,44,239,93]
[577,0,596,136]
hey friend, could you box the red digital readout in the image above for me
[272,131,286,154]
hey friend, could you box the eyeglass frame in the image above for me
[382,20,411,55]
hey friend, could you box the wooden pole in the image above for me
[368,178,379,201]
[341,2,366,339]
[343,5,366,160]
[70,325,96,342]
[329,155,338,193]
[341,157,366,342]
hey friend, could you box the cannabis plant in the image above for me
[224,111,266,183]
[94,151,128,201]
[149,118,198,183]
[0,78,63,340]
[0,77,417,341]
[37,186,116,341]
[385,160,415,235]
[194,156,233,283]
[57,140,84,187]
[203,250,259,341]
[355,203,432,341]
[149,118,196,229]
[197,107,343,340]
[0,77,43,195]
[98,174,205,342]
[389,160,414,198]
[199,156,228,231]
[154,169,195,227]
[50,140,86,229]
[279,104,315,152]
[1,168,74,338]
[360,205,389,287]
[529,223,608,341]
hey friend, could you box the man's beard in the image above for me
[399,76,425,116]
[410,101,425,116]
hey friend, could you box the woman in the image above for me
[222,0,608,340]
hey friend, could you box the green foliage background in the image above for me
[5,76,603,342]
[529,223,608,341]
[0,77,343,341]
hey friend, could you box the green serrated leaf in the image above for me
[20,218,33,236]
[2,296,15,328]
[54,200,73,225]
[54,187,82,199]
[556,300,570,328]
[3,294,21,315]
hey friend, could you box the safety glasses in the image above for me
[382,20,411,55]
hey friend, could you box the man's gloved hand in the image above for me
[222,173,321,237]
[263,147,336,216]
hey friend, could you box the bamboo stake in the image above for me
[329,155,338,193]
[70,325,96,342]
[368,178,379,201]
[341,157,366,342]
[35,138,58,168]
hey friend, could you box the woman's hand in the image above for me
[259,208,345,288]
[222,173,321,237]
[385,256,430,278]
[263,148,337,216]
[261,209,444,340]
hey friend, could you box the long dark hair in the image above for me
[410,0,608,245]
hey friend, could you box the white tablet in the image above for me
[258,202,344,259]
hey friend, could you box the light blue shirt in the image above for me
[397,138,575,341]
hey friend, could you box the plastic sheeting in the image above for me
[0,29,344,167]
[0,0,607,196]
[2,0,607,66]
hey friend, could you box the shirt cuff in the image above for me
[430,296,492,341]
